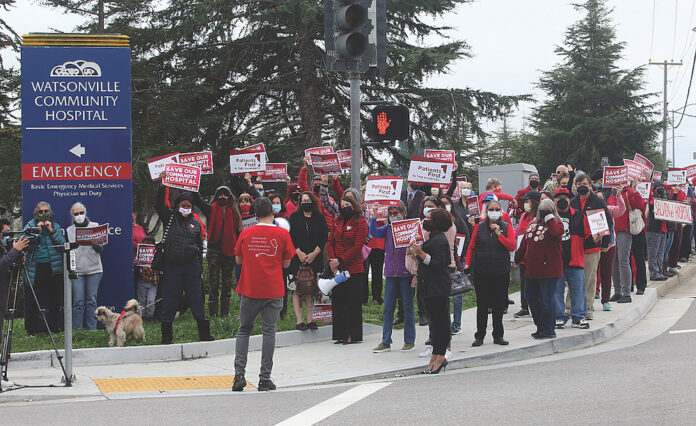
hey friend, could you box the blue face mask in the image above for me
[423,207,434,217]
[2,236,11,247]
[272,204,282,214]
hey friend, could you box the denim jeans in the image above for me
[664,231,674,264]
[452,294,463,326]
[526,277,557,337]
[612,231,633,297]
[647,231,666,279]
[554,267,586,323]
[71,272,103,330]
[382,276,415,345]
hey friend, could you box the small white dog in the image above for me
[95,299,146,347]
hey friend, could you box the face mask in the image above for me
[217,197,228,206]
[272,205,282,214]
[444,205,451,212]
[529,180,540,189]
[179,207,192,217]
[340,206,353,217]
[430,187,439,196]
[240,204,251,214]
[524,202,532,213]
[487,211,501,221]
[291,193,301,202]
[556,198,569,210]
[423,207,433,217]
[313,185,321,194]
[461,188,472,197]
[2,236,11,246]
[422,219,432,232]
[301,202,313,213]
[74,214,86,224]
[577,186,590,196]
[35,212,51,222]
[388,215,401,223]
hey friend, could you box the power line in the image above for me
[673,0,679,60]
[650,0,656,60]
[674,49,696,129]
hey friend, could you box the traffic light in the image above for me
[370,105,410,141]
[324,0,374,74]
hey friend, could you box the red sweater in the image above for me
[514,217,564,279]
[328,214,368,274]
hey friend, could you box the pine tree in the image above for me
[0,0,21,208]
[531,0,661,177]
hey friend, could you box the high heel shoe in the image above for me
[427,359,448,374]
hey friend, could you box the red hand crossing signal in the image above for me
[370,105,409,141]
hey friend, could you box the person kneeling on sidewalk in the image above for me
[233,197,296,392]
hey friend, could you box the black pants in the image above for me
[417,285,428,321]
[473,272,509,340]
[25,263,64,334]
[425,296,450,355]
[362,249,384,303]
[332,273,364,342]
[680,224,693,260]
[631,231,648,292]
[160,260,205,323]
[519,264,528,310]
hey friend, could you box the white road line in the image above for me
[25,127,127,130]
[276,382,392,426]
[669,328,696,334]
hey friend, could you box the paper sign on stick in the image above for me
[467,196,480,218]
[633,153,654,180]
[305,146,334,165]
[586,209,609,236]
[310,152,342,174]
[391,218,424,248]
[364,176,403,205]
[163,163,202,192]
[603,165,627,187]
[653,170,662,180]
[336,149,362,172]
[75,223,109,246]
[147,152,179,181]
[623,159,643,181]
[667,168,687,186]
[636,181,651,200]
[229,149,266,174]
[253,163,287,182]
[653,199,693,224]
[407,155,454,185]
[178,151,214,175]
[136,244,156,266]
[685,164,696,179]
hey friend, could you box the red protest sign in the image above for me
[685,164,696,179]
[654,199,693,224]
[243,142,269,161]
[310,152,342,174]
[178,151,214,175]
[253,163,287,182]
[364,176,403,205]
[136,244,156,266]
[603,165,627,187]
[312,304,333,323]
[75,223,109,246]
[146,152,179,181]
[163,163,202,192]
[586,209,609,236]
[391,218,424,248]
[365,201,390,222]
[305,146,334,165]
[336,149,362,172]
[424,149,456,163]
[467,196,480,218]
[623,159,643,181]
[653,170,662,180]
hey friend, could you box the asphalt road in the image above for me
[2,295,696,425]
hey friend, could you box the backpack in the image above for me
[295,264,318,296]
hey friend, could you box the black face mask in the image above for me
[577,186,590,196]
[422,219,432,232]
[556,198,569,210]
[655,188,665,197]
[340,206,353,218]
[313,185,321,194]
[301,202,313,212]
[291,192,301,202]
[217,197,228,206]
[529,180,540,189]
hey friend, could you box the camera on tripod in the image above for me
[2,227,42,249]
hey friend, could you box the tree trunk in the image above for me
[296,32,323,153]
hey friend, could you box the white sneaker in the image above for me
[418,345,433,357]
[1,378,15,388]
[445,349,453,360]
[669,267,680,275]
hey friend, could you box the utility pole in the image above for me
[649,60,682,170]
[349,73,361,190]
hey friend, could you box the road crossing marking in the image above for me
[669,328,696,334]
[276,382,392,426]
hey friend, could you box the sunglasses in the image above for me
[72,211,85,216]
[487,208,502,212]
[39,209,50,213]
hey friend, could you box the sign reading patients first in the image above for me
[21,34,134,311]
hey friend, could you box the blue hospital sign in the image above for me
[21,34,134,310]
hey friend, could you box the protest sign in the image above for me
[586,209,610,236]
[364,176,403,205]
[243,142,269,161]
[312,304,332,323]
[603,165,627,187]
[136,244,156,266]
[653,170,662,180]
[242,216,259,229]
[633,153,654,180]
[667,167,687,186]
[391,218,424,248]
[147,152,179,181]
[685,164,696,179]
[623,159,643,181]
[310,152,342,174]
[654,199,693,224]
[407,155,454,186]
[455,233,466,257]
[253,163,287,182]
[365,202,390,221]
[424,149,456,163]
[229,148,266,174]
[305,146,334,165]
[636,181,651,200]
[75,223,109,246]
[178,151,214,175]
[163,163,202,192]
[467,196,480,218]
[336,149,362,172]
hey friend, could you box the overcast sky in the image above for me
[3,0,696,168]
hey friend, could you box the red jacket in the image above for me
[610,188,644,233]
[514,217,564,279]
[515,186,532,216]
[328,214,368,274]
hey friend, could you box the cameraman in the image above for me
[1,219,29,326]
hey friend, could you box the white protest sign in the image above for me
[586,209,609,236]
[636,181,651,200]
[229,149,266,174]
[667,168,687,186]
[364,176,403,205]
[407,155,454,185]
[653,199,693,224]
[147,152,179,181]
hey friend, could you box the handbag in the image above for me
[151,212,174,271]
[625,191,645,235]
[295,264,319,296]
[450,270,473,296]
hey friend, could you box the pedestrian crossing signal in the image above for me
[370,105,409,141]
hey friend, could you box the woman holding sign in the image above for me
[66,202,104,330]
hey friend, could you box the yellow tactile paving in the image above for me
[93,376,255,393]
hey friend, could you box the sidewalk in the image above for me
[1,260,693,403]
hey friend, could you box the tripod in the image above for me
[0,260,71,392]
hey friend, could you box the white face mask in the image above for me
[74,214,86,224]
[179,207,192,217]
[461,188,472,197]
[430,187,439,196]
[444,205,451,212]
[487,211,501,221]
[423,207,434,217]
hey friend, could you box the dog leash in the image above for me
[115,298,164,324]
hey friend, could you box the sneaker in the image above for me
[445,349,452,360]
[651,276,667,281]
[555,320,566,329]
[603,302,612,311]
[306,322,318,330]
[668,267,680,275]
[514,309,530,318]
[595,293,600,299]
[617,295,632,303]
[585,311,594,320]
[372,343,391,353]
[1,378,15,388]
[232,374,246,392]
[295,322,307,331]
[451,323,462,335]
[571,320,590,329]
[257,379,276,391]
[609,294,621,302]
[419,345,433,357]
[401,343,416,352]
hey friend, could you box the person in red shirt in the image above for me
[513,190,540,318]
[327,194,368,344]
[233,197,295,392]
[515,199,564,339]
[515,173,541,216]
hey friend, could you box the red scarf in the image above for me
[208,201,238,257]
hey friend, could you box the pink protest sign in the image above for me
[391,218,425,248]
[178,151,214,175]
[163,163,202,192]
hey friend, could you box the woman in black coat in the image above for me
[410,208,452,374]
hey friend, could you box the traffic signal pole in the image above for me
[349,73,361,190]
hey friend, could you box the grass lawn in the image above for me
[7,282,520,353]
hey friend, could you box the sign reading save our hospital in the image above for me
[21,34,134,311]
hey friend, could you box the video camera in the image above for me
[2,227,42,249]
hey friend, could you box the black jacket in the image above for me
[156,186,203,265]
[401,188,426,219]
[473,219,511,276]
[569,193,611,251]
[417,232,452,298]
[288,210,328,274]
[0,244,22,322]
